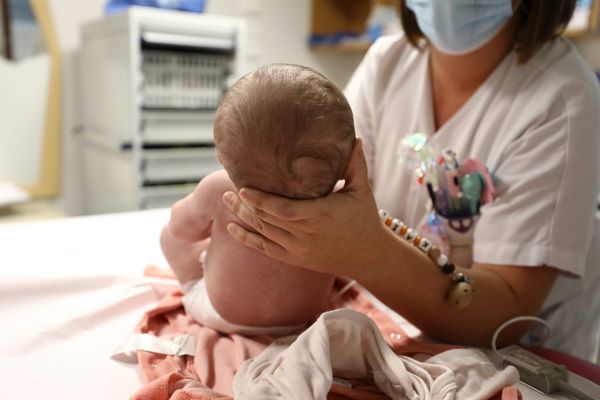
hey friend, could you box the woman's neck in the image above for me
[429,20,516,129]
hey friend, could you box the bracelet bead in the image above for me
[392,222,405,235]
[418,238,433,253]
[428,246,441,260]
[448,281,474,310]
[378,209,474,309]
[442,262,456,274]
[451,272,473,285]
[405,229,418,242]
[436,254,449,267]
[413,236,422,246]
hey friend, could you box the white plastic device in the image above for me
[499,345,594,400]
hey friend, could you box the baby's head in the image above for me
[214,64,355,199]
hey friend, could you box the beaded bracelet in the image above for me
[379,209,475,310]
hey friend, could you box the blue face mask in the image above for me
[405,0,513,55]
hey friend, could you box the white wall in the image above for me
[0,55,49,186]
[48,0,106,215]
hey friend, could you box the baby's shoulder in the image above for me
[193,169,236,202]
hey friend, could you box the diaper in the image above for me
[182,278,305,336]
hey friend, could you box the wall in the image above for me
[0,54,49,186]
[573,34,600,69]
[48,0,106,215]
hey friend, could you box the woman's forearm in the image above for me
[352,229,557,347]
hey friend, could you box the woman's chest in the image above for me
[369,83,522,266]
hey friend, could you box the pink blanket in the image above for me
[130,275,518,400]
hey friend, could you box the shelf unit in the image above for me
[565,0,600,38]
[80,7,246,214]
[309,0,395,52]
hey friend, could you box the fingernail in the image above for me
[223,191,234,206]
[227,223,240,238]
[240,188,254,202]
[239,188,258,206]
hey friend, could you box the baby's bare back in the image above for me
[203,171,334,327]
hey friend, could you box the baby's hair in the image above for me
[214,63,355,199]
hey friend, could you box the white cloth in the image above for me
[182,278,305,336]
[344,33,600,360]
[233,309,518,400]
[427,349,519,400]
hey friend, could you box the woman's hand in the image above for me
[222,139,387,276]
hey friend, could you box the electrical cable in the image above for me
[491,315,550,357]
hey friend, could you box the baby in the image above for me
[160,64,355,335]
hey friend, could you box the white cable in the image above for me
[338,279,357,297]
[491,315,551,357]
[330,279,357,304]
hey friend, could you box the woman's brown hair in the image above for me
[398,0,577,63]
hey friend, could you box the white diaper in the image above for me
[182,278,305,336]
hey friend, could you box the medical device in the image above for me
[493,316,595,400]
[499,346,594,400]
[80,7,246,213]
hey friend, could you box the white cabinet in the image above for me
[80,7,246,214]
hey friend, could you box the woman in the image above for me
[223,0,600,360]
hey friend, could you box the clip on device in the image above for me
[498,345,594,400]
[492,316,595,400]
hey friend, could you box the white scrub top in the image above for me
[345,34,600,360]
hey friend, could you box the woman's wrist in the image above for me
[347,221,410,289]
[343,217,395,282]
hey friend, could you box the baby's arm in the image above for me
[160,225,209,285]
[160,171,222,285]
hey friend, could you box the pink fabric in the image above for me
[130,275,515,400]
[499,386,521,400]
[132,291,271,399]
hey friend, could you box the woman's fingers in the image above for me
[238,187,317,221]
[226,222,289,261]
[222,191,265,230]
[223,191,296,245]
